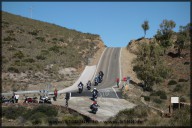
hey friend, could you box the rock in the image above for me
[58,67,77,76]
[44,64,54,70]
[127,38,155,54]
[19,72,27,79]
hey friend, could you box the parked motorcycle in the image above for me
[39,96,52,104]
[23,97,38,103]
[1,97,14,103]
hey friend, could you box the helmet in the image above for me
[94,88,96,90]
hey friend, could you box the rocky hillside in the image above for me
[124,36,190,126]
[2,11,105,92]
[126,36,190,102]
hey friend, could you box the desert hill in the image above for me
[2,11,105,92]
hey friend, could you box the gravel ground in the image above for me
[53,97,136,122]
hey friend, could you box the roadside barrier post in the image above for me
[65,92,70,107]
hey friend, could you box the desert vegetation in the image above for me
[2,11,105,92]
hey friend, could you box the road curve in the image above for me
[1,47,122,99]
[71,47,122,98]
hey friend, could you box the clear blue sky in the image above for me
[2,2,190,47]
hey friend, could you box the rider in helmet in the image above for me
[92,88,98,100]
[78,81,83,88]
[78,82,84,93]
[87,80,91,90]
[99,71,104,77]
[95,76,99,86]
[98,71,104,83]
[90,100,99,114]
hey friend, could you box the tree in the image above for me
[133,41,170,91]
[154,19,176,54]
[175,23,191,57]
[141,21,149,37]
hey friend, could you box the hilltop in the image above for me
[125,36,190,103]
[118,36,190,125]
[2,11,105,92]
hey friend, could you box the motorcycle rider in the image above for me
[94,76,99,86]
[78,81,84,93]
[90,100,99,114]
[92,88,98,101]
[99,71,104,83]
[87,80,91,90]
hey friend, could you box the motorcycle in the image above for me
[98,75,103,83]
[78,86,83,93]
[94,81,98,86]
[1,97,14,103]
[87,85,91,90]
[92,92,98,101]
[90,104,99,114]
[39,96,52,104]
[23,97,38,103]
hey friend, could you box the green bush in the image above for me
[59,38,64,42]
[169,105,190,126]
[180,97,186,102]
[173,84,182,92]
[31,105,58,117]
[41,50,49,55]
[4,36,17,41]
[36,37,45,42]
[6,30,14,34]
[153,98,162,104]
[160,94,167,99]
[8,67,19,73]
[150,90,167,99]
[184,62,190,65]
[156,91,167,100]
[178,78,188,82]
[30,112,47,125]
[13,51,24,59]
[144,96,150,101]
[28,30,38,36]
[18,45,25,48]
[113,106,149,121]
[150,92,158,96]
[36,55,46,60]
[62,114,84,125]
[168,80,177,85]
[52,38,58,41]
[24,58,35,63]
[2,106,27,119]
[48,117,59,125]
[49,45,61,53]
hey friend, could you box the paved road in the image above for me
[70,48,122,98]
[2,48,122,99]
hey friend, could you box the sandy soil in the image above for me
[120,47,140,84]
[89,47,106,66]
[53,97,136,122]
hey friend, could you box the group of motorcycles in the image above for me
[77,71,104,114]
[0,96,15,103]
[77,71,104,93]
[1,95,52,104]
[23,96,51,104]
